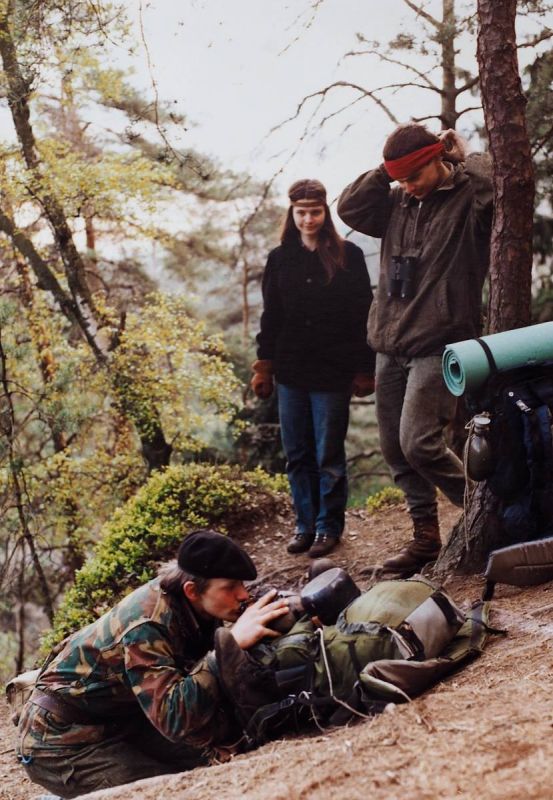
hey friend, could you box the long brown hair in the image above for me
[280,179,345,281]
[158,560,210,597]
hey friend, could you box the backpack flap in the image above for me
[389,590,466,660]
[359,657,456,702]
[358,600,492,703]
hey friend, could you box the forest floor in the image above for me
[3,497,553,800]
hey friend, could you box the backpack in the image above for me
[466,366,553,542]
[247,576,491,744]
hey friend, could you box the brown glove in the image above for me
[250,359,274,399]
[351,373,375,398]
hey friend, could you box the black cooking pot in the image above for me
[300,567,361,625]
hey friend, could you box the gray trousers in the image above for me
[375,353,465,520]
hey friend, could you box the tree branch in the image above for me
[517,28,553,48]
[277,0,325,56]
[531,121,553,156]
[0,326,54,623]
[0,207,107,358]
[455,75,480,96]
[269,81,400,135]
[401,0,440,29]
[344,46,440,91]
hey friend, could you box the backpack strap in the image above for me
[245,661,315,744]
[245,695,299,746]
[475,338,499,375]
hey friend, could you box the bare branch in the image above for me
[318,95,366,128]
[455,75,480,96]
[349,470,390,481]
[410,112,444,124]
[137,0,209,180]
[401,0,441,29]
[517,28,553,48]
[532,121,553,156]
[268,81,400,136]
[278,0,325,56]
[455,104,483,118]
[346,450,379,465]
[344,47,440,91]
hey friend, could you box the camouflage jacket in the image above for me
[18,578,221,753]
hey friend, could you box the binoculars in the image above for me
[247,566,361,634]
[387,255,418,300]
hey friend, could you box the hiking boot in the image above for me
[308,534,339,559]
[287,533,315,554]
[382,517,441,576]
[214,628,279,728]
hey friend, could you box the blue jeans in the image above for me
[277,384,350,539]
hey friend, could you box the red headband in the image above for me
[384,142,445,180]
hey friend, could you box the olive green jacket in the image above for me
[337,154,493,357]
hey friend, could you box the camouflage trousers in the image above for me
[21,719,211,798]
[18,657,240,799]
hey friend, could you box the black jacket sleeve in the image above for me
[345,242,376,375]
[256,249,283,360]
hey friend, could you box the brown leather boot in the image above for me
[287,533,315,554]
[308,534,339,559]
[382,517,441,576]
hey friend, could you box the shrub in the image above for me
[42,463,283,651]
[365,486,405,513]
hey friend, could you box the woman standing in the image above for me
[251,179,375,558]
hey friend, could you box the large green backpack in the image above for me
[249,576,491,742]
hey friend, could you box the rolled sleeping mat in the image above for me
[442,321,553,397]
[485,537,553,587]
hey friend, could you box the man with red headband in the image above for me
[337,124,492,575]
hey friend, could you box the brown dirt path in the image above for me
[4,498,553,800]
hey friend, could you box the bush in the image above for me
[365,486,405,513]
[42,463,284,651]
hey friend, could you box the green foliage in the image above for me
[43,463,282,650]
[365,486,405,513]
[110,292,242,453]
[0,631,18,688]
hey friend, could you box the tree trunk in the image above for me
[478,2,534,331]
[440,0,458,130]
[436,0,535,576]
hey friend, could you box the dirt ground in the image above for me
[3,498,553,800]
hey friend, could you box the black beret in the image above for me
[177,530,257,581]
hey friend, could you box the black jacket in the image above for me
[256,239,375,391]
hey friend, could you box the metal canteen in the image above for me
[300,567,361,625]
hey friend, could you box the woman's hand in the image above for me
[250,359,274,399]
[230,589,289,649]
[351,373,375,397]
